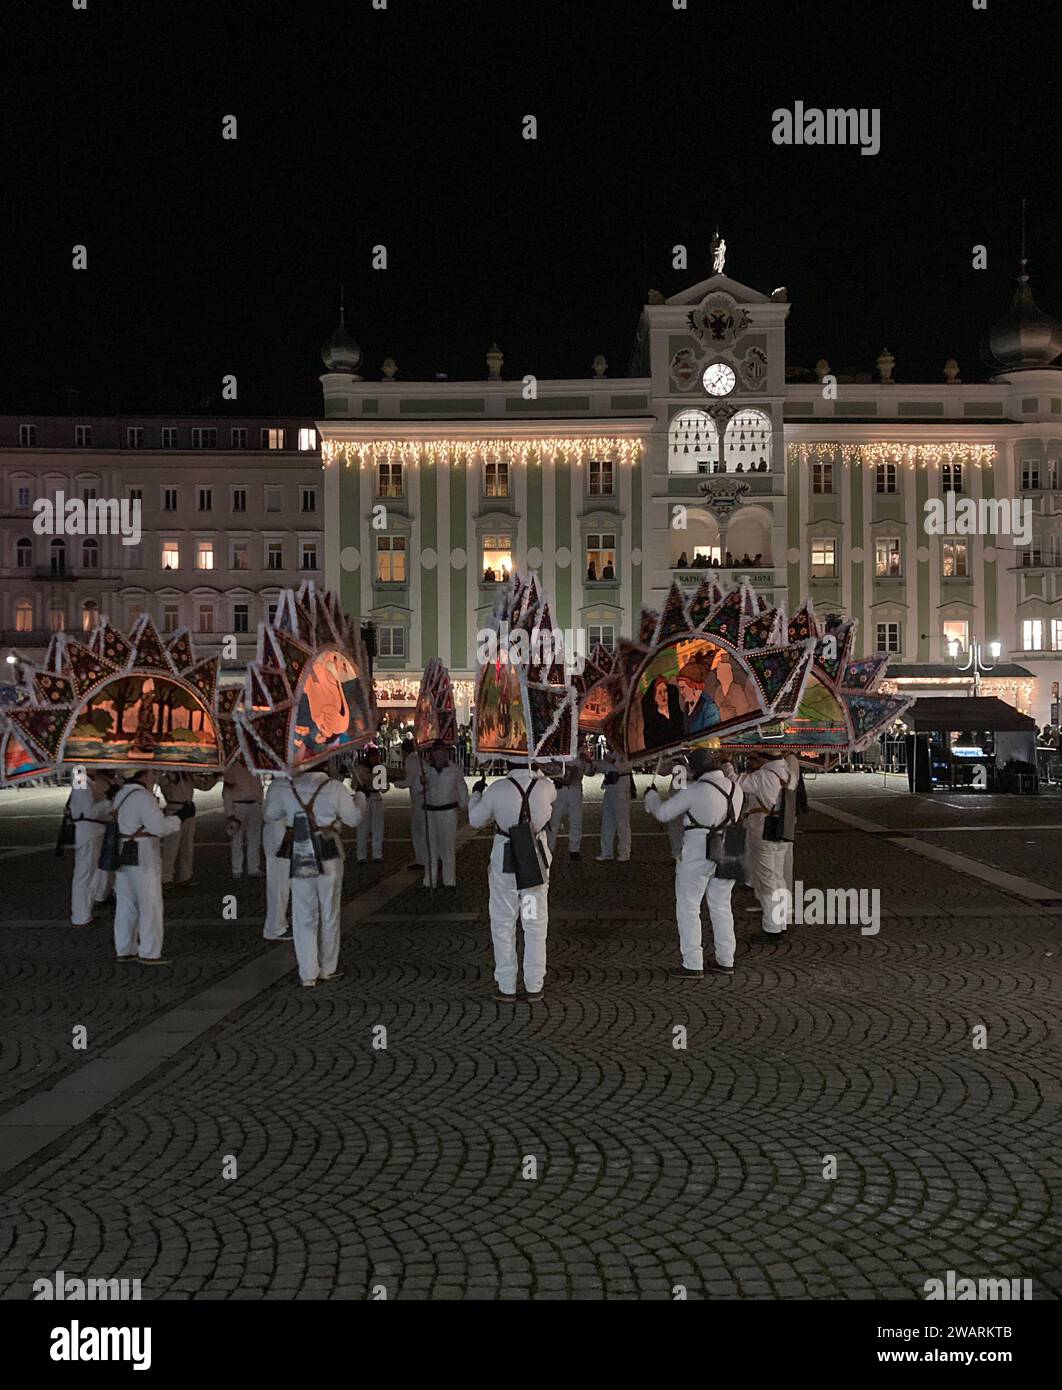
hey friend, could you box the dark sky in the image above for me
[2,0,1059,415]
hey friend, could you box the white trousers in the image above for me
[424,808,458,887]
[547,786,583,853]
[747,835,791,933]
[262,820,290,939]
[290,857,344,982]
[675,842,736,969]
[409,795,427,866]
[487,842,550,994]
[600,788,631,860]
[666,816,685,862]
[357,798,384,860]
[161,812,195,885]
[114,839,165,959]
[71,824,109,925]
[229,802,262,876]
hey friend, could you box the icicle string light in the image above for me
[322,437,647,469]
[788,442,997,468]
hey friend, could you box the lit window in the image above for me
[126,426,144,448]
[163,487,178,511]
[75,425,92,447]
[233,603,250,634]
[485,460,510,498]
[191,427,217,449]
[378,461,403,498]
[301,487,317,513]
[1052,619,1062,652]
[586,533,616,580]
[231,427,248,449]
[1021,463,1041,490]
[16,538,32,568]
[197,605,214,634]
[128,604,145,623]
[231,542,249,571]
[811,538,836,576]
[1022,618,1043,651]
[943,620,970,654]
[196,541,214,571]
[298,428,317,451]
[15,599,33,632]
[198,487,213,511]
[300,542,318,571]
[19,424,37,446]
[376,536,406,582]
[588,624,616,652]
[162,542,180,571]
[162,604,180,634]
[668,409,720,476]
[265,487,282,512]
[875,462,897,494]
[82,538,99,570]
[589,459,614,496]
[261,428,284,450]
[481,535,512,582]
[378,626,406,658]
[723,409,771,474]
[874,623,901,654]
[161,427,178,448]
[812,461,833,494]
[874,537,901,578]
[49,606,66,632]
[941,461,963,493]
[266,541,283,571]
[943,540,968,578]
[232,488,247,513]
[81,601,98,632]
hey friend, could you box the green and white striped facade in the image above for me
[321,269,1062,725]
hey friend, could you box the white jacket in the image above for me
[469,770,556,834]
[422,763,469,812]
[263,771,364,858]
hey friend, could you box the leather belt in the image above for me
[426,802,459,812]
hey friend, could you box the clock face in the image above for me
[702,362,736,396]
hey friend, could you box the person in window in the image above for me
[711,556,720,568]
[740,553,752,567]
[602,561,615,581]
[724,551,733,568]
[677,551,689,569]
[587,561,597,582]
[483,566,495,583]
[753,552,762,565]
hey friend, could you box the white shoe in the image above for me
[596,854,613,861]
[301,979,318,988]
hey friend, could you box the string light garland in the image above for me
[789,442,997,469]
[882,675,1034,713]
[375,677,475,704]
[322,437,646,470]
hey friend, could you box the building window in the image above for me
[191,427,217,449]
[232,487,247,513]
[128,487,143,503]
[16,485,32,508]
[1047,460,1060,490]
[874,537,901,578]
[261,428,284,450]
[298,427,317,451]
[267,604,278,625]
[75,425,92,448]
[125,544,143,569]
[231,427,248,449]
[376,536,406,583]
[811,538,836,576]
[587,624,616,652]
[50,539,67,577]
[82,537,99,570]
[1052,619,1062,652]
[485,460,510,498]
[265,487,282,513]
[162,541,180,571]
[197,487,213,512]
[1022,618,1043,651]
[1021,463,1041,490]
[49,606,66,632]
[16,599,33,632]
[197,605,215,634]
[586,533,616,581]
[943,539,968,578]
[941,461,964,493]
[196,541,214,571]
[231,541,250,571]
[378,460,403,498]
[80,484,97,504]
[481,535,512,582]
[266,541,283,571]
[812,461,833,494]
[1021,546,1042,567]
[127,603,145,624]
[162,604,180,634]
[233,603,250,634]
[875,462,898,494]
[15,537,32,568]
[126,426,144,448]
[163,487,178,511]
[588,459,614,497]
[874,623,901,654]
[300,487,317,513]
[161,427,178,448]
[943,620,970,654]
[300,541,318,571]
[378,626,406,658]
[18,424,37,446]
[81,600,98,632]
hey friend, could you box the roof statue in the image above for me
[710,229,727,275]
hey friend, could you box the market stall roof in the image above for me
[904,696,1037,734]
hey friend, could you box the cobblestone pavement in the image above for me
[0,780,1060,1300]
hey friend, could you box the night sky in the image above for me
[2,0,1059,415]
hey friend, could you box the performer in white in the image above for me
[222,756,263,878]
[739,751,797,940]
[644,749,744,976]
[68,772,115,928]
[596,749,634,861]
[261,774,293,942]
[263,766,365,986]
[113,770,182,964]
[394,737,428,871]
[469,768,556,1001]
[546,747,591,860]
[158,770,215,888]
[353,745,385,863]
[422,740,468,888]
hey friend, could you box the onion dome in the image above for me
[985,259,1062,372]
[321,297,362,374]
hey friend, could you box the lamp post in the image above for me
[949,636,1001,698]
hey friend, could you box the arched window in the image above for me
[15,599,33,632]
[49,605,66,632]
[723,409,772,474]
[82,537,99,569]
[15,537,32,569]
[49,538,66,577]
[668,409,721,475]
[81,600,99,632]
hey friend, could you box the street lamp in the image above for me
[951,636,1000,698]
